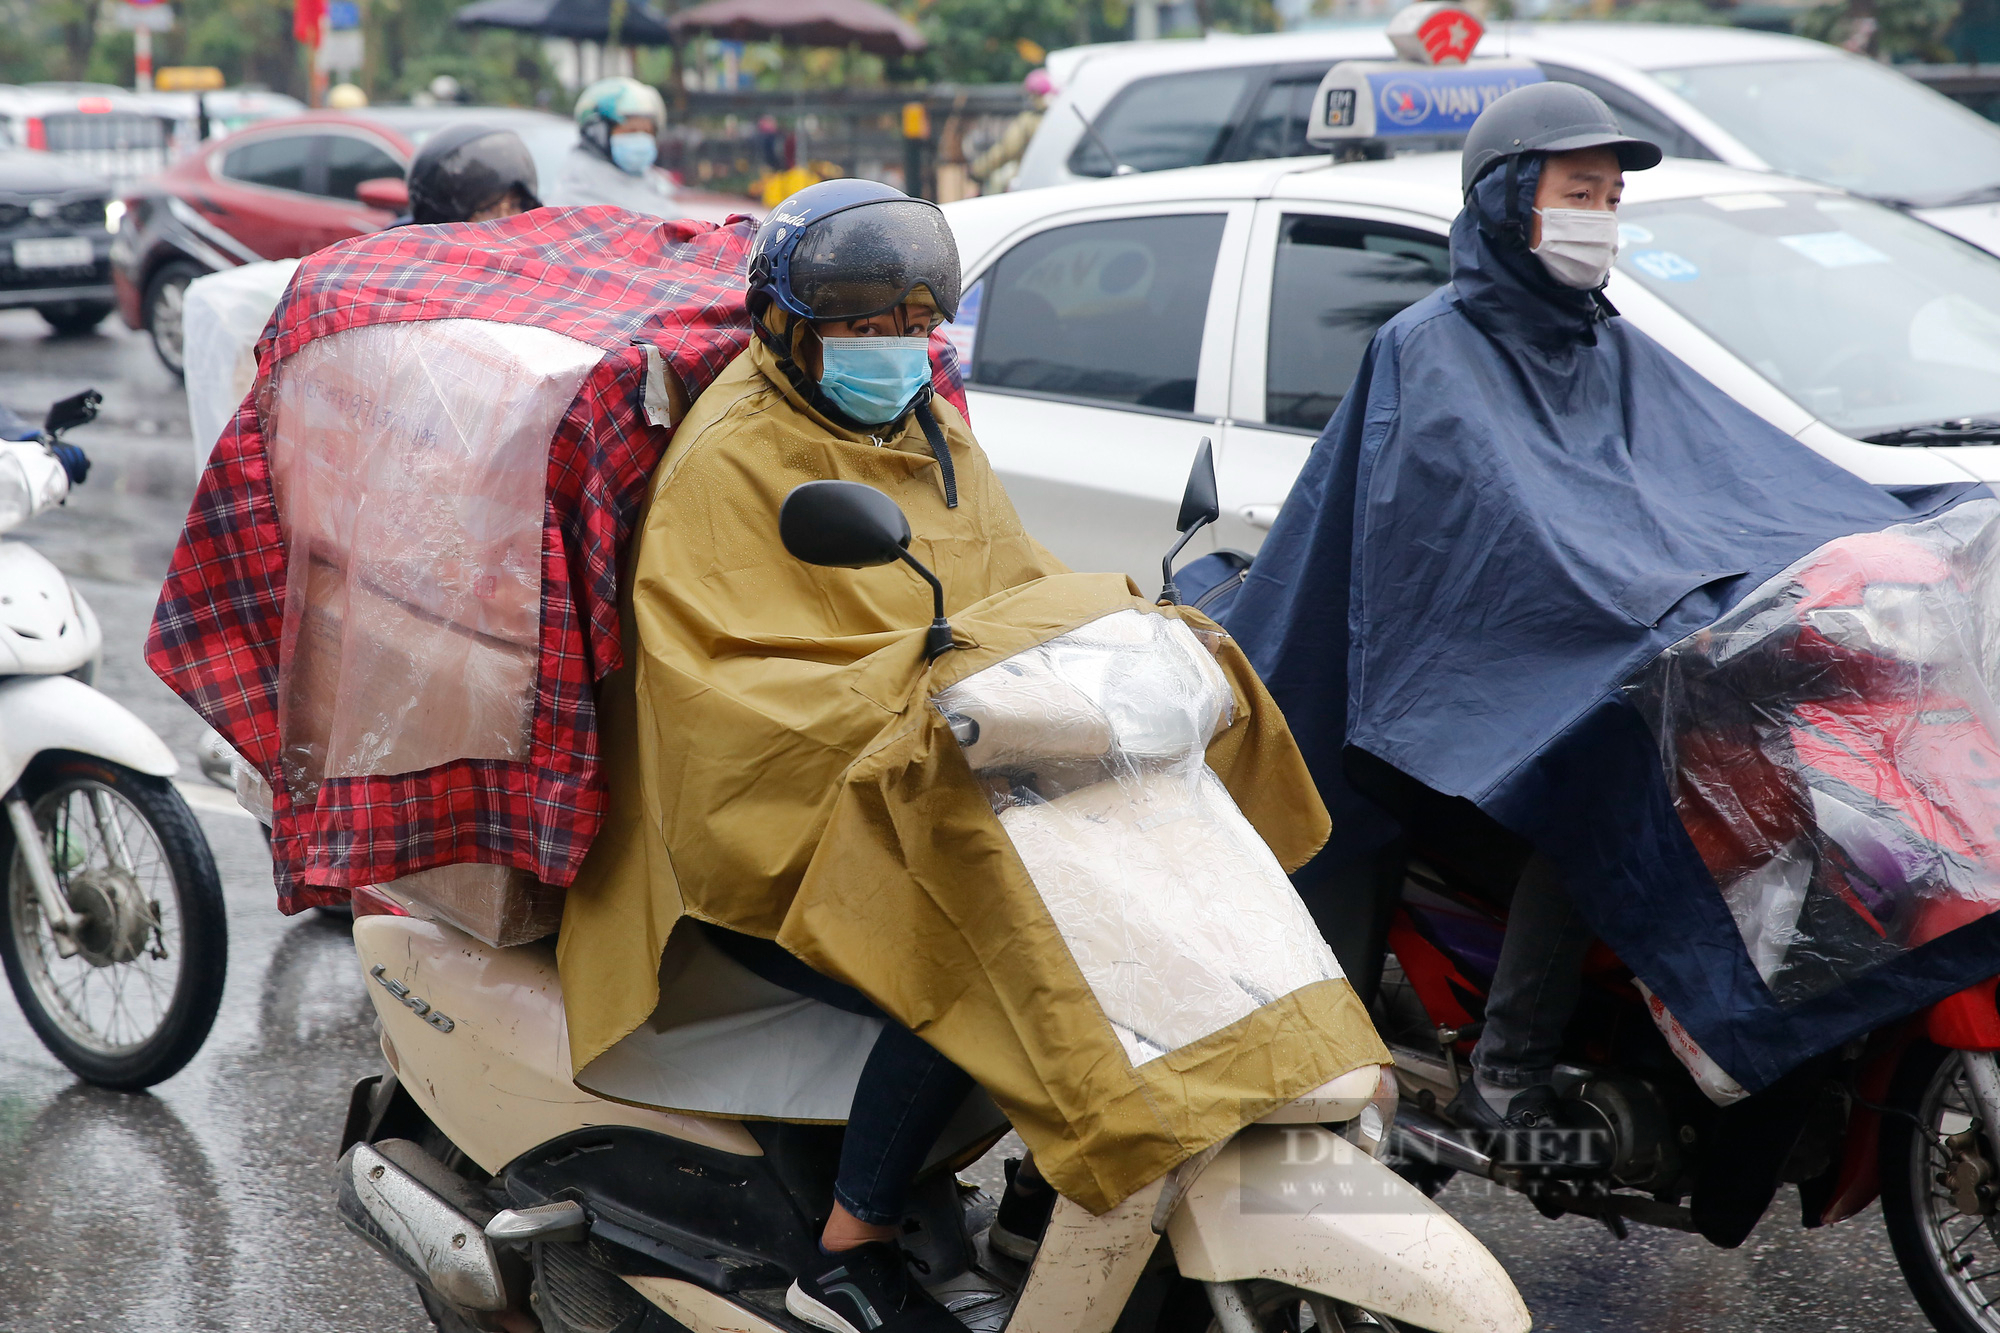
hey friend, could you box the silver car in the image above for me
[1015,23,2000,258]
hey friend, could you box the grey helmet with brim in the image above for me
[1461,82,1663,197]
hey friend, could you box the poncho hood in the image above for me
[1451,155,1606,352]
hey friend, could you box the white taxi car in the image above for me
[941,153,2000,587]
[1013,24,2000,258]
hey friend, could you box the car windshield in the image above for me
[1650,59,2000,207]
[1616,190,2000,438]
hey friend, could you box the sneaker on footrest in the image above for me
[787,1242,965,1333]
[987,1157,1056,1263]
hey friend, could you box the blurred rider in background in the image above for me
[399,122,543,226]
[552,75,681,217]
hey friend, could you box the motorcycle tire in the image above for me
[1198,1280,1403,1333]
[0,756,228,1090]
[1880,1040,2000,1333]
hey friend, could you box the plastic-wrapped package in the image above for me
[261,317,602,944]
[183,259,299,469]
[391,863,566,948]
[1627,498,2000,1011]
[935,609,1341,1065]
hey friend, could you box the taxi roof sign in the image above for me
[156,65,225,92]
[1387,3,1486,66]
[1304,56,1544,149]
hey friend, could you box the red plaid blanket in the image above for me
[147,206,967,912]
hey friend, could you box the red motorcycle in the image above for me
[1363,513,2000,1333]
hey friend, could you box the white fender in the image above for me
[0,675,177,793]
[1167,1125,1531,1333]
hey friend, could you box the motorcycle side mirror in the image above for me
[1158,437,1218,606]
[42,389,100,439]
[780,480,956,661]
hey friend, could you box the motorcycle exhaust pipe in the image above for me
[336,1139,509,1311]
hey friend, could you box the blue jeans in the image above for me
[1469,853,1595,1091]
[704,925,974,1226]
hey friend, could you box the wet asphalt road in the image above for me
[0,309,1943,1331]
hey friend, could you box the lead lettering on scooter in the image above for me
[369,964,456,1034]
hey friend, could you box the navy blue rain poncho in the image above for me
[1223,157,1986,1093]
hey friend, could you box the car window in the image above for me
[1224,75,1323,164]
[971,213,1227,413]
[322,134,405,200]
[1651,59,2000,207]
[1616,191,2000,437]
[1538,65,1714,163]
[221,134,311,193]
[1265,216,1450,432]
[1068,69,1255,177]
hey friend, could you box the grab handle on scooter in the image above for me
[485,1199,587,1246]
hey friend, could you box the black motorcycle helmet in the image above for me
[1460,82,1662,198]
[406,123,542,225]
[746,178,962,330]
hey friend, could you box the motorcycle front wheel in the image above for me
[0,755,228,1089]
[1881,1040,2000,1333]
[1200,1280,1403,1332]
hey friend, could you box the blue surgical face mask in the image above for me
[817,335,930,425]
[609,131,657,175]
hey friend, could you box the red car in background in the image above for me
[112,105,754,375]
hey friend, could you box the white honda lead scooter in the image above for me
[331,448,1529,1333]
[0,389,226,1089]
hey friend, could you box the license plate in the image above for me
[13,237,93,269]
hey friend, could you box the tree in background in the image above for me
[0,0,307,93]
[0,0,106,82]
[916,0,1098,84]
[365,0,555,103]
[914,0,1271,85]
[1798,0,1961,60]
[0,0,552,106]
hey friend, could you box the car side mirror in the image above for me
[780,480,956,660]
[43,388,100,438]
[1158,437,1218,606]
[356,176,410,213]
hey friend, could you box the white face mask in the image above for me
[1532,206,1621,290]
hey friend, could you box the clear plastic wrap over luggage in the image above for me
[261,317,601,946]
[183,259,298,467]
[1627,498,2000,1008]
[935,610,1340,1065]
[264,318,601,797]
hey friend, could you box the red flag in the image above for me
[294,0,326,47]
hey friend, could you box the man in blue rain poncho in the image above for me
[1223,84,1981,1140]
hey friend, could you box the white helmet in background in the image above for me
[573,76,668,175]
[573,76,666,132]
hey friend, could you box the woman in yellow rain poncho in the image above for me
[558,181,1385,1333]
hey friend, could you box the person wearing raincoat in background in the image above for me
[562,180,1065,1333]
[551,76,682,218]
[1222,82,1978,1164]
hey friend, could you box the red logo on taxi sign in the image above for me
[1386,3,1485,66]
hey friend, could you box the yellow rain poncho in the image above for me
[559,340,1388,1213]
